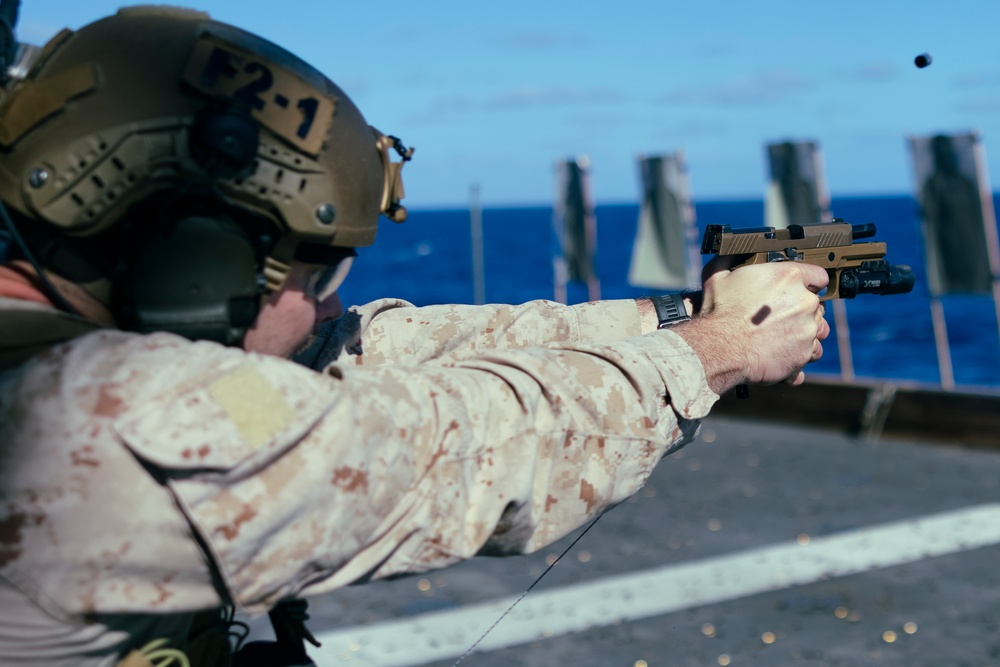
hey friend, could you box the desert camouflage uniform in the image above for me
[0,295,717,666]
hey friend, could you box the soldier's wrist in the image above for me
[637,290,703,333]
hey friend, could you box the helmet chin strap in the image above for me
[0,198,80,315]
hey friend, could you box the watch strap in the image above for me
[650,293,690,329]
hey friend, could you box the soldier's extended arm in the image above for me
[296,298,648,369]
[700,220,914,301]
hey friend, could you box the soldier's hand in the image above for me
[675,261,830,393]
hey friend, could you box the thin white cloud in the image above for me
[661,68,813,106]
[489,86,625,108]
[421,86,623,112]
[399,97,468,124]
[838,62,898,82]
[673,119,732,137]
[957,97,1000,114]
[953,72,1000,89]
[489,33,590,50]
[695,41,738,59]
[405,86,625,125]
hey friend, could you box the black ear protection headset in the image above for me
[112,106,270,345]
[113,198,271,346]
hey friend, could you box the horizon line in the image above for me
[404,190,969,213]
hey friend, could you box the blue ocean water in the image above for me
[339,195,1000,390]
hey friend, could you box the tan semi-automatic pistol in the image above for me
[701,220,915,301]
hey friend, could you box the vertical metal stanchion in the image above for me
[469,184,485,305]
[832,300,855,383]
[929,297,956,390]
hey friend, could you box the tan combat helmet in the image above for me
[0,5,413,343]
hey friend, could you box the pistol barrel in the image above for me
[851,223,877,240]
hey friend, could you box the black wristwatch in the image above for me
[649,293,691,329]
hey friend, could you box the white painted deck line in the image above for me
[310,503,1000,666]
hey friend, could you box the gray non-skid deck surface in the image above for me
[246,417,1000,666]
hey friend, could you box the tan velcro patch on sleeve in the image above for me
[208,365,292,448]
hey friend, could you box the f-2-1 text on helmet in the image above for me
[0,4,413,344]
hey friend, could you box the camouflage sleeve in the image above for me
[304,297,646,368]
[116,327,717,612]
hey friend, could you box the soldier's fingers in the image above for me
[797,263,830,294]
[816,313,831,341]
[786,369,807,386]
[702,254,747,282]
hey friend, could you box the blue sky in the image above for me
[15,1,1000,208]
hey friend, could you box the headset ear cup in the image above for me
[117,215,263,344]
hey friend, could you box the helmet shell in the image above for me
[0,6,390,256]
